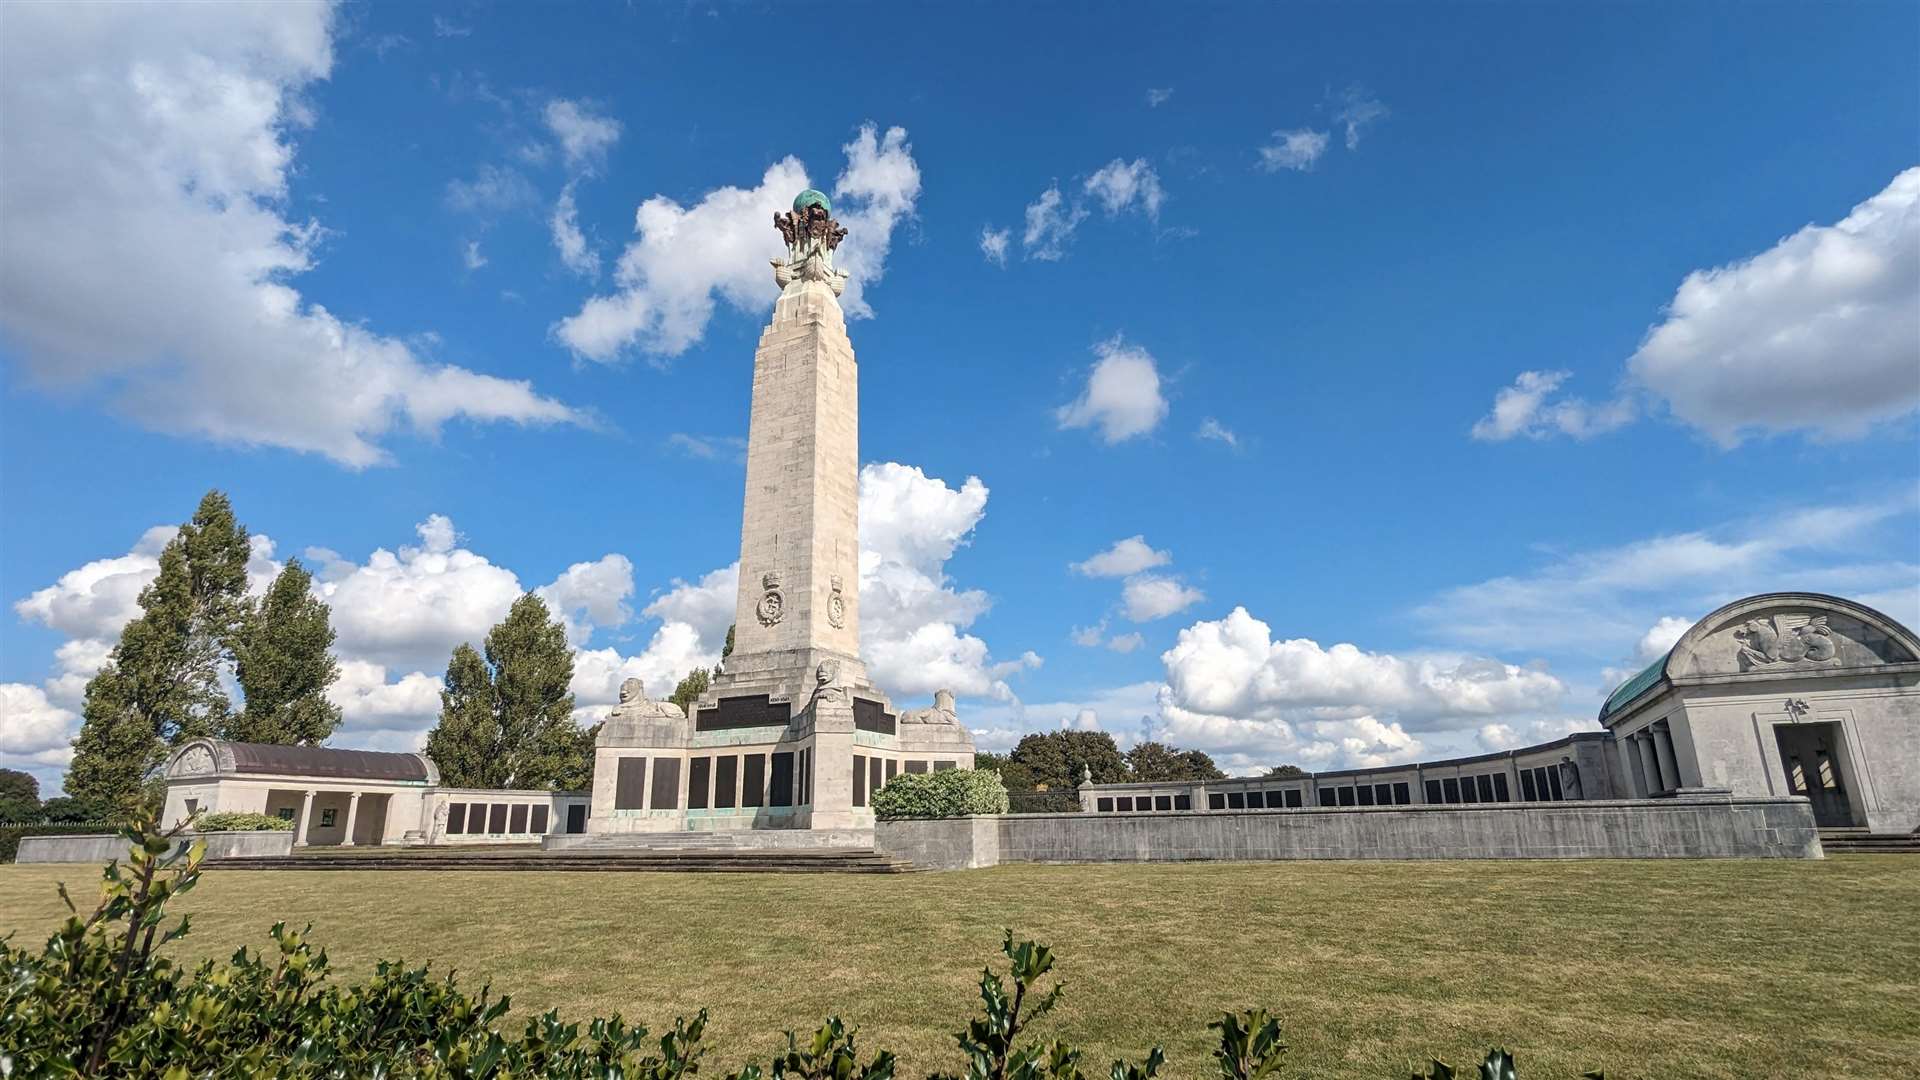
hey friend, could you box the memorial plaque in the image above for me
[1492,774,1510,802]
[885,758,898,782]
[932,760,956,772]
[1318,788,1335,806]
[509,804,529,833]
[1443,777,1461,803]
[652,757,681,809]
[853,697,895,735]
[1154,795,1172,811]
[1116,797,1133,811]
[800,749,811,805]
[488,804,508,832]
[1375,783,1393,805]
[1521,770,1537,801]
[1245,790,1264,809]
[1283,789,1303,808]
[531,805,550,833]
[905,760,928,774]
[1357,785,1374,806]
[1461,776,1479,803]
[1426,779,1444,804]
[615,757,647,810]
[1547,766,1563,801]
[715,755,739,809]
[697,695,793,732]
[770,751,794,807]
[1176,793,1194,810]
[1475,774,1495,803]
[1227,791,1245,810]
[869,757,883,800]
[852,754,867,805]
[743,754,766,807]
[688,757,711,810]
[448,803,467,834]
[1208,792,1226,810]
[1392,782,1411,805]
[1337,787,1356,807]
[1097,797,1114,812]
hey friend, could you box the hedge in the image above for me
[872,768,1010,820]
[192,810,295,832]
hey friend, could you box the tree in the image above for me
[1006,731,1129,791]
[37,795,103,823]
[66,490,256,813]
[669,668,711,712]
[423,594,589,789]
[225,559,342,745]
[1266,764,1308,779]
[0,769,40,823]
[1126,741,1226,782]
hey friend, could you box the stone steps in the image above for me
[203,847,921,873]
[1819,832,1920,854]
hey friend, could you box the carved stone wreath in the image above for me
[756,570,785,627]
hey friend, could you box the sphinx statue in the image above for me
[901,688,959,726]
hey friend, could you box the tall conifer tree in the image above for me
[225,558,342,744]
[424,594,589,789]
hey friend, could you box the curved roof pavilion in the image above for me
[166,738,439,785]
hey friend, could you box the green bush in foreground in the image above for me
[0,820,1603,1078]
[873,768,1010,820]
[190,810,294,832]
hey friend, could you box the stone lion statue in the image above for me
[611,676,685,720]
[901,688,959,725]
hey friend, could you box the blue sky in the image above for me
[3,1,1917,792]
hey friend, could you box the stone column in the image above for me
[1621,736,1649,798]
[340,791,362,847]
[807,698,857,830]
[1632,733,1659,794]
[293,789,317,847]
[1653,724,1681,793]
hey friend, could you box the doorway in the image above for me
[1775,723,1856,828]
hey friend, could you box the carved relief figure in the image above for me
[901,688,959,725]
[610,677,687,720]
[432,800,450,841]
[811,660,850,707]
[1557,758,1584,801]
[756,570,785,627]
[173,744,216,777]
[771,190,849,295]
[827,574,846,629]
[1736,614,1839,668]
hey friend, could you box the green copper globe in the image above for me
[793,189,831,215]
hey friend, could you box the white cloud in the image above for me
[1470,370,1636,441]
[1106,632,1145,654]
[1071,535,1172,578]
[543,99,621,173]
[1121,574,1205,622]
[1636,615,1693,661]
[556,123,919,362]
[1146,88,1174,108]
[328,661,442,739]
[1258,129,1329,172]
[980,226,1011,267]
[316,516,525,673]
[640,564,739,657]
[1154,607,1568,770]
[1476,717,1593,753]
[537,554,635,646]
[1627,167,1920,444]
[1196,417,1239,448]
[0,683,78,768]
[1084,159,1165,220]
[14,525,176,642]
[1332,87,1389,150]
[462,240,488,270]
[445,164,538,214]
[550,186,598,277]
[1020,184,1088,262]
[432,16,472,38]
[0,3,579,467]
[665,432,746,462]
[1055,336,1170,443]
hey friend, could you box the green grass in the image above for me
[4,857,1915,1078]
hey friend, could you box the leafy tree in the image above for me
[0,768,41,823]
[973,751,1009,773]
[1006,731,1129,791]
[669,668,712,713]
[66,491,256,813]
[224,559,341,745]
[38,794,106,823]
[424,594,589,789]
[1265,764,1308,779]
[1125,741,1226,782]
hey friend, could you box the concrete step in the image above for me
[204,847,922,873]
[1820,832,1920,854]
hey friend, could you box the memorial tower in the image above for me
[586,191,973,839]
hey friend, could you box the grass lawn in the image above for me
[3,856,1915,1079]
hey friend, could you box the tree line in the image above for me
[49,490,734,821]
[974,730,1306,809]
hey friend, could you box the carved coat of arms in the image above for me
[1735,614,1838,668]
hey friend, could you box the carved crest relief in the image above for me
[827,574,846,629]
[755,570,785,627]
[1735,613,1839,669]
[174,745,215,777]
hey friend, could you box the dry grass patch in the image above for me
[2,856,1914,1078]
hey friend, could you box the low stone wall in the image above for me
[14,830,295,864]
[874,796,1822,869]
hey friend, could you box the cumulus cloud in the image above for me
[1154,607,1568,769]
[640,564,739,657]
[1021,184,1087,262]
[1071,535,1172,578]
[1258,129,1329,172]
[1056,337,1170,444]
[1106,632,1145,654]
[543,99,621,173]
[1474,169,1920,447]
[0,684,78,770]
[1470,370,1635,441]
[0,3,579,467]
[14,526,178,643]
[1636,615,1693,661]
[980,226,1011,266]
[1628,167,1920,444]
[537,554,635,646]
[556,123,919,362]
[1084,159,1165,220]
[316,516,524,673]
[1121,574,1205,622]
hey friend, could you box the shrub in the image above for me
[0,820,1607,1077]
[192,810,294,832]
[873,768,1010,820]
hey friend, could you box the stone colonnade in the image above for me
[1624,721,1683,796]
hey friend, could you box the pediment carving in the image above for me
[171,744,216,777]
[1673,607,1916,677]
